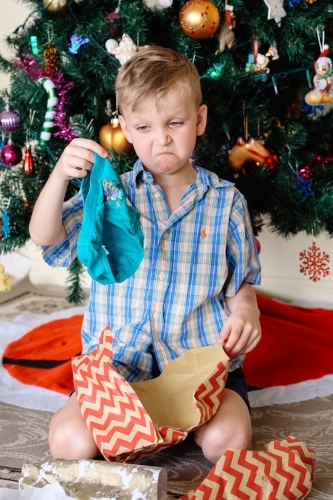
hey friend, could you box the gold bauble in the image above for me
[43,0,68,12]
[179,0,220,39]
[99,122,133,154]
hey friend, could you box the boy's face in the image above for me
[118,86,207,181]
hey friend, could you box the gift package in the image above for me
[72,327,230,462]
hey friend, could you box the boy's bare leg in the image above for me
[49,393,100,460]
[193,388,252,464]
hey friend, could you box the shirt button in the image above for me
[155,192,160,198]
[159,272,165,279]
[162,232,169,240]
[153,312,159,319]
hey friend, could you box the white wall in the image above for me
[1,0,333,302]
[0,1,32,90]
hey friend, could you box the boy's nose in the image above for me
[154,128,171,146]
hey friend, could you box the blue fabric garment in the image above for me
[77,153,144,285]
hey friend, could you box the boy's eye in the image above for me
[137,126,149,131]
[169,121,182,126]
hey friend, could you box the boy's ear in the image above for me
[118,115,134,144]
[196,104,208,136]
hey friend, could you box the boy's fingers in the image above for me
[243,331,261,354]
[228,329,261,358]
[69,138,108,158]
[217,322,232,344]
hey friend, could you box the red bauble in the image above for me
[0,139,22,167]
[298,165,313,180]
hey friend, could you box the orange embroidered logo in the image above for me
[201,229,207,238]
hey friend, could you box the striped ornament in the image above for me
[38,77,58,145]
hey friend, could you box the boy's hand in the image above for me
[218,304,261,360]
[54,138,108,180]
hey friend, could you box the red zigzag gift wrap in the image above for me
[181,436,316,500]
[72,327,230,463]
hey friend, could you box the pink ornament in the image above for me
[0,105,21,133]
[298,165,313,181]
[0,139,22,167]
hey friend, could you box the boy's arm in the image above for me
[29,168,70,246]
[218,282,261,359]
[29,139,108,246]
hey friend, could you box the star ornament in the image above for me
[263,0,286,24]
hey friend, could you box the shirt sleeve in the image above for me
[224,189,261,297]
[42,191,83,267]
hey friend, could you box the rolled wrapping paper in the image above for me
[181,436,317,500]
[20,459,167,500]
[38,77,58,145]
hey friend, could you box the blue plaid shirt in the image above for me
[43,160,261,382]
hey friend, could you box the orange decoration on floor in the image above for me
[3,315,83,395]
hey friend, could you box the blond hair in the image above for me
[115,46,202,113]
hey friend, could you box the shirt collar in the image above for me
[195,165,234,191]
[128,159,234,192]
[130,159,154,187]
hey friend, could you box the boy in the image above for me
[29,46,261,464]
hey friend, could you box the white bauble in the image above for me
[105,39,119,53]
[157,0,173,6]
[145,0,172,9]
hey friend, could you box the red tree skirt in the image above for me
[244,294,333,388]
[3,294,333,394]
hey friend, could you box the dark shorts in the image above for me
[71,346,251,411]
[225,366,251,411]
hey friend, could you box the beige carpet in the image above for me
[0,284,333,498]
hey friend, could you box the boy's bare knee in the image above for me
[49,417,98,459]
[49,400,99,460]
[198,417,252,464]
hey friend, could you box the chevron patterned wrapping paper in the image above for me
[72,327,230,463]
[181,436,317,500]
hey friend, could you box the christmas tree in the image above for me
[0,0,332,302]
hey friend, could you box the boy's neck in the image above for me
[144,163,198,214]
[145,163,198,191]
